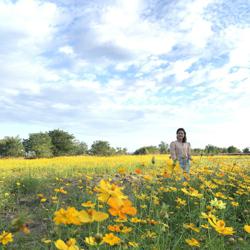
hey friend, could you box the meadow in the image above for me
[0,155,249,250]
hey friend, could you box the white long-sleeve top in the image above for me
[170,141,191,160]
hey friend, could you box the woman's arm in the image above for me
[170,142,177,161]
[188,142,192,160]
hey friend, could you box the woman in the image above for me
[170,128,192,179]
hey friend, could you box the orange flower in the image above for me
[135,169,142,174]
[108,199,137,219]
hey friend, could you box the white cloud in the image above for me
[0,0,249,151]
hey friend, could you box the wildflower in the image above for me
[54,187,67,194]
[0,231,13,245]
[108,199,137,219]
[81,201,95,208]
[142,231,157,239]
[201,224,209,229]
[108,224,121,232]
[84,236,98,246]
[78,209,109,223]
[53,207,83,225]
[244,225,250,233]
[41,239,52,244]
[176,197,187,207]
[135,168,142,174]
[128,241,139,247]
[130,217,143,223]
[94,180,127,205]
[102,233,121,246]
[55,238,79,250]
[208,217,234,235]
[118,167,126,174]
[20,224,30,234]
[231,201,239,207]
[214,192,227,199]
[181,187,203,198]
[183,223,200,233]
[185,238,200,247]
[210,198,226,209]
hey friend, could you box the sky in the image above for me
[0,0,250,152]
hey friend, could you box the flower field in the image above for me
[0,155,250,249]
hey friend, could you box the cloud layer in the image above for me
[0,0,249,151]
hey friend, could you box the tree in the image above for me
[0,136,24,157]
[115,147,128,155]
[243,147,250,153]
[24,132,53,158]
[72,141,88,155]
[134,146,159,155]
[89,140,114,156]
[205,145,220,155]
[158,141,169,154]
[227,146,240,154]
[48,129,75,156]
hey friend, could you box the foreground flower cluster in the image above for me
[0,155,250,249]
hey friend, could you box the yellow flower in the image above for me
[78,209,109,223]
[94,180,127,205]
[128,241,139,247]
[55,238,79,250]
[183,223,200,233]
[185,238,200,247]
[81,201,95,208]
[176,197,187,206]
[181,187,203,198]
[41,239,52,244]
[0,231,13,245]
[102,233,121,246]
[214,192,227,199]
[244,225,250,233]
[54,187,67,194]
[54,207,83,225]
[108,199,137,219]
[84,236,97,246]
[208,218,234,235]
[210,198,226,209]
[231,201,239,207]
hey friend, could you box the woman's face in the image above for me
[177,130,185,141]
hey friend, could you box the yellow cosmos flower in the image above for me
[183,223,200,233]
[208,218,234,235]
[210,198,226,209]
[55,238,79,250]
[102,233,121,246]
[128,241,139,247]
[81,201,96,208]
[108,199,137,219]
[244,225,250,233]
[181,187,203,198]
[94,180,127,205]
[176,197,187,206]
[54,207,83,225]
[0,231,13,245]
[185,238,200,247]
[54,187,67,194]
[78,209,109,223]
[231,201,239,207]
[84,236,98,246]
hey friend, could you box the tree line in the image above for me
[0,130,249,158]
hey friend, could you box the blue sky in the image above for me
[0,0,249,152]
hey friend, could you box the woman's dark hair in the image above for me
[176,128,187,143]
